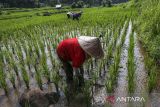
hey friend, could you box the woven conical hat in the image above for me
[78,36,104,59]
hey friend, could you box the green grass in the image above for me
[137,0,160,61]
[135,0,160,92]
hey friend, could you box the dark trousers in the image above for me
[62,61,73,84]
[77,66,84,87]
[61,60,84,87]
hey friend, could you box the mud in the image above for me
[134,32,148,93]
[1,25,160,107]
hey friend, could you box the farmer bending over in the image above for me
[56,36,104,88]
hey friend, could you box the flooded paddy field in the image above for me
[0,4,160,107]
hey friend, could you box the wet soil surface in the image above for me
[1,23,160,107]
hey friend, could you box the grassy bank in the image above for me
[135,0,160,92]
[136,0,160,63]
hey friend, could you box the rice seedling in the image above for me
[16,45,24,62]
[106,72,114,93]
[148,66,157,93]
[0,52,9,95]
[33,41,41,59]
[41,54,51,83]
[113,28,120,46]
[106,40,114,63]
[51,68,61,93]
[46,39,56,68]
[7,62,17,89]
[20,64,30,89]
[10,41,16,55]
[8,72,16,89]
[82,80,93,107]
[120,21,129,46]
[0,70,9,95]
[105,28,112,45]
[21,40,28,56]
[25,55,32,72]
[33,53,39,72]
[35,66,43,90]
[8,53,19,76]
[28,41,34,57]
[127,30,135,93]
[38,38,45,55]
[3,48,18,89]
[3,46,11,64]
[106,46,121,93]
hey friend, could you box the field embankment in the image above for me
[135,0,160,92]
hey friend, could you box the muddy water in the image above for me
[0,85,67,107]
[1,27,160,107]
[134,32,148,103]
[113,21,132,107]
[1,29,89,107]
[0,40,63,107]
[0,88,21,107]
[92,22,128,107]
[134,36,148,92]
